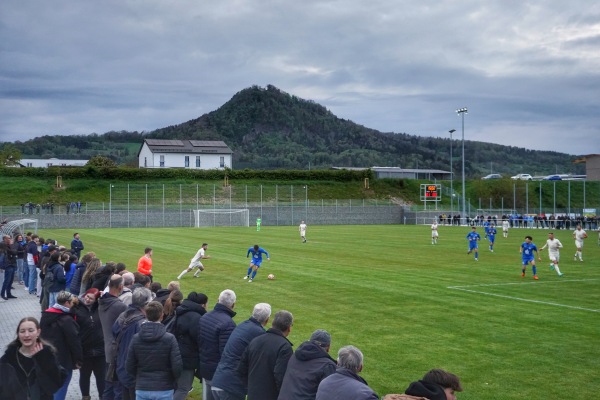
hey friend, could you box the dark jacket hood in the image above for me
[294,340,335,362]
[404,380,447,400]
[138,321,167,342]
[41,308,73,325]
[176,299,207,317]
[98,292,123,312]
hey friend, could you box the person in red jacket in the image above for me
[137,247,153,282]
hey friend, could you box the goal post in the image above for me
[194,209,250,227]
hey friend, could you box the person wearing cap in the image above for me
[238,310,294,400]
[40,290,83,400]
[315,345,378,400]
[172,292,209,400]
[278,329,337,400]
[211,302,272,400]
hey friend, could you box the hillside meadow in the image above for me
[34,224,600,400]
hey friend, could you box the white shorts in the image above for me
[188,261,204,271]
[575,240,584,249]
[503,227,508,232]
[548,253,559,262]
[300,230,306,236]
[432,231,439,238]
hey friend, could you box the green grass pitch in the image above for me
[39,225,600,399]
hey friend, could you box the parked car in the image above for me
[482,174,502,180]
[511,174,533,181]
[543,174,563,181]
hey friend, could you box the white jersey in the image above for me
[299,223,307,235]
[431,223,439,238]
[191,247,205,263]
[543,238,563,260]
[502,220,509,231]
[573,229,587,242]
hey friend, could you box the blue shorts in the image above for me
[469,242,478,250]
[250,259,263,268]
[522,257,534,266]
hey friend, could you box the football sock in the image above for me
[193,270,201,277]
[247,267,253,277]
[522,267,526,275]
[251,270,257,279]
[554,265,562,275]
[532,266,537,276]
[177,270,187,279]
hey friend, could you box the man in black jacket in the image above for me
[40,291,83,400]
[173,291,208,400]
[278,329,336,400]
[198,289,237,400]
[239,310,294,400]
[1,235,18,300]
[126,301,183,399]
[71,232,84,259]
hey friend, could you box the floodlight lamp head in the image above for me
[449,129,456,133]
[456,107,468,114]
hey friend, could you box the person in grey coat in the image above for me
[278,329,337,400]
[126,301,183,399]
[315,345,379,400]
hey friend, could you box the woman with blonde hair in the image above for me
[162,289,184,326]
[80,258,101,295]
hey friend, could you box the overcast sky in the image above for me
[1,1,599,155]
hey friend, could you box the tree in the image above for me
[0,143,22,166]
[86,155,117,167]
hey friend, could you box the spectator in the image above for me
[315,345,378,400]
[0,317,64,399]
[126,301,183,400]
[278,329,337,400]
[26,235,39,295]
[112,287,153,400]
[80,257,102,295]
[40,291,83,400]
[92,261,116,291]
[212,303,272,400]
[74,288,105,400]
[70,232,84,259]
[239,310,294,400]
[44,251,70,310]
[198,289,237,400]
[155,280,181,305]
[173,292,209,400]
[70,252,96,295]
[98,274,127,400]
[162,289,184,326]
[64,253,78,291]
[118,272,135,306]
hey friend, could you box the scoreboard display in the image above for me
[420,183,441,202]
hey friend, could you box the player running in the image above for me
[243,244,270,282]
[466,226,481,261]
[540,232,564,277]
[177,243,210,279]
[502,219,509,238]
[431,219,439,245]
[486,224,497,252]
[299,220,307,243]
[520,235,541,280]
[572,225,587,262]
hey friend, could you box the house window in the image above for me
[144,157,147,167]
[160,155,165,167]
[27,162,33,167]
[196,156,201,168]
[220,156,225,168]
[47,163,53,167]
[185,156,190,168]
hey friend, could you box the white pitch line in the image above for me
[447,279,600,313]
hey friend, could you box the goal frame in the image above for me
[194,209,250,228]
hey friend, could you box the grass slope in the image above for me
[38,225,600,399]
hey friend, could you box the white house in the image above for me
[16,158,89,168]
[138,139,233,170]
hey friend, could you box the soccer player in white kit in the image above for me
[177,243,210,279]
[540,232,564,277]
[299,220,307,243]
[572,225,587,261]
[502,219,510,238]
[431,219,439,244]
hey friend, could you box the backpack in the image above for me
[43,265,55,288]
[163,314,178,336]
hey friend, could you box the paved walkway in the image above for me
[0,282,99,400]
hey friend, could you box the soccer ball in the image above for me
[267,274,275,280]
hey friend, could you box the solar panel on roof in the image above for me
[190,140,227,147]
[146,139,184,146]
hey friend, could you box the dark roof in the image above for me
[142,139,232,155]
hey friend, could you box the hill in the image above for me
[3,84,582,176]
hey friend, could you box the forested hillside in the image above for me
[3,85,582,176]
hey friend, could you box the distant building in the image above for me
[137,139,233,170]
[574,154,600,181]
[332,166,452,180]
[16,158,89,168]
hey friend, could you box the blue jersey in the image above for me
[247,247,269,267]
[521,242,538,261]
[466,232,481,249]
[487,228,497,240]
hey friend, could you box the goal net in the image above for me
[194,209,250,227]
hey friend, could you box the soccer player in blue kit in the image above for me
[466,226,481,261]
[243,244,270,282]
[520,235,542,280]
[486,224,497,252]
